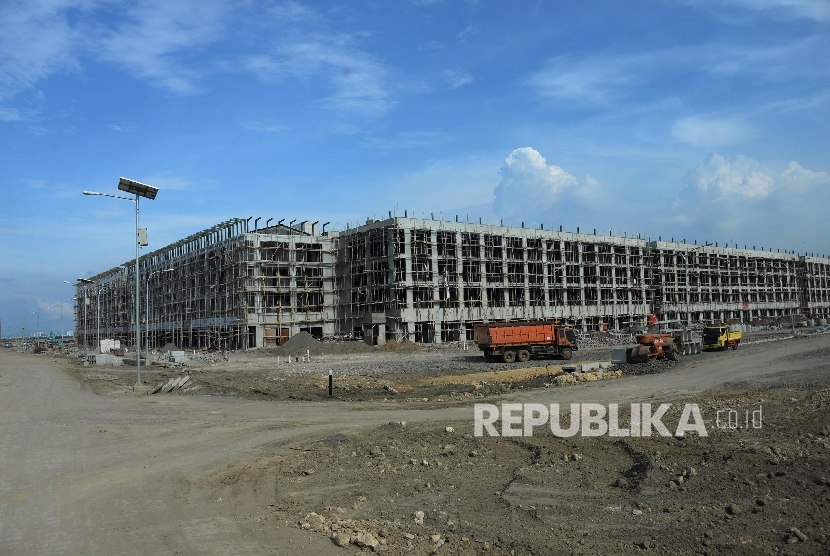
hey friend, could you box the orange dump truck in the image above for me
[473,321,578,363]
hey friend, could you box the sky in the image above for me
[1,0,828,338]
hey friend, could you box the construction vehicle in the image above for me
[625,320,698,363]
[473,321,578,363]
[702,324,742,350]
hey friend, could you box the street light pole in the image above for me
[134,193,140,382]
[84,178,158,389]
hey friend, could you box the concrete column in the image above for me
[479,233,488,314]
[541,240,550,306]
[404,228,414,309]
[431,230,441,343]
[455,231,465,334]
[523,236,530,312]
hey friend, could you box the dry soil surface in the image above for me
[1,334,829,555]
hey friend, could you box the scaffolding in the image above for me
[76,215,830,350]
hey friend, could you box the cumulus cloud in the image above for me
[682,153,829,199]
[492,147,579,217]
[778,160,830,192]
[667,153,830,252]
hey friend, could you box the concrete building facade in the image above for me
[73,216,830,350]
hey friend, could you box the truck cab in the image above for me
[702,325,742,350]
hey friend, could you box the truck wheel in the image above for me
[560,347,572,360]
[502,350,516,363]
[667,347,680,361]
[731,342,738,350]
[517,349,530,363]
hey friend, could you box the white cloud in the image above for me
[245,36,393,117]
[779,160,830,192]
[528,55,637,104]
[443,69,473,89]
[0,107,22,121]
[493,147,578,216]
[140,172,217,192]
[458,25,477,43]
[665,153,830,252]
[713,0,830,22]
[1,1,397,116]
[0,0,88,101]
[672,116,753,146]
[0,0,234,100]
[380,155,497,213]
[108,122,137,132]
[364,131,451,149]
[96,0,232,95]
[240,119,289,133]
[682,153,829,199]
[528,38,830,105]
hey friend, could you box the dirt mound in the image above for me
[378,339,419,352]
[269,333,375,357]
[282,332,320,350]
[398,339,419,350]
[160,343,179,354]
[380,339,399,351]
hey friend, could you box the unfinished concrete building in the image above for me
[74,215,830,349]
[74,218,334,350]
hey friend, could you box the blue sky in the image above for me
[1,0,828,337]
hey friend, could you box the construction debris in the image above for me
[151,373,193,395]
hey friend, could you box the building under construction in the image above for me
[73,216,830,350]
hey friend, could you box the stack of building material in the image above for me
[99,339,121,354]
[150,374,192,394]
[168,350,188,364]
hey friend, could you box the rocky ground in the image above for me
[11,330,830,555]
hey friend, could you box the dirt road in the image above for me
[1,334,828,554]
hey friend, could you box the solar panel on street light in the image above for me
[118,177,159,200]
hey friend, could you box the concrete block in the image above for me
[611,348,628,365]
[94,353,113,365]
[161,378,177,392]
[581,362,602,373]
